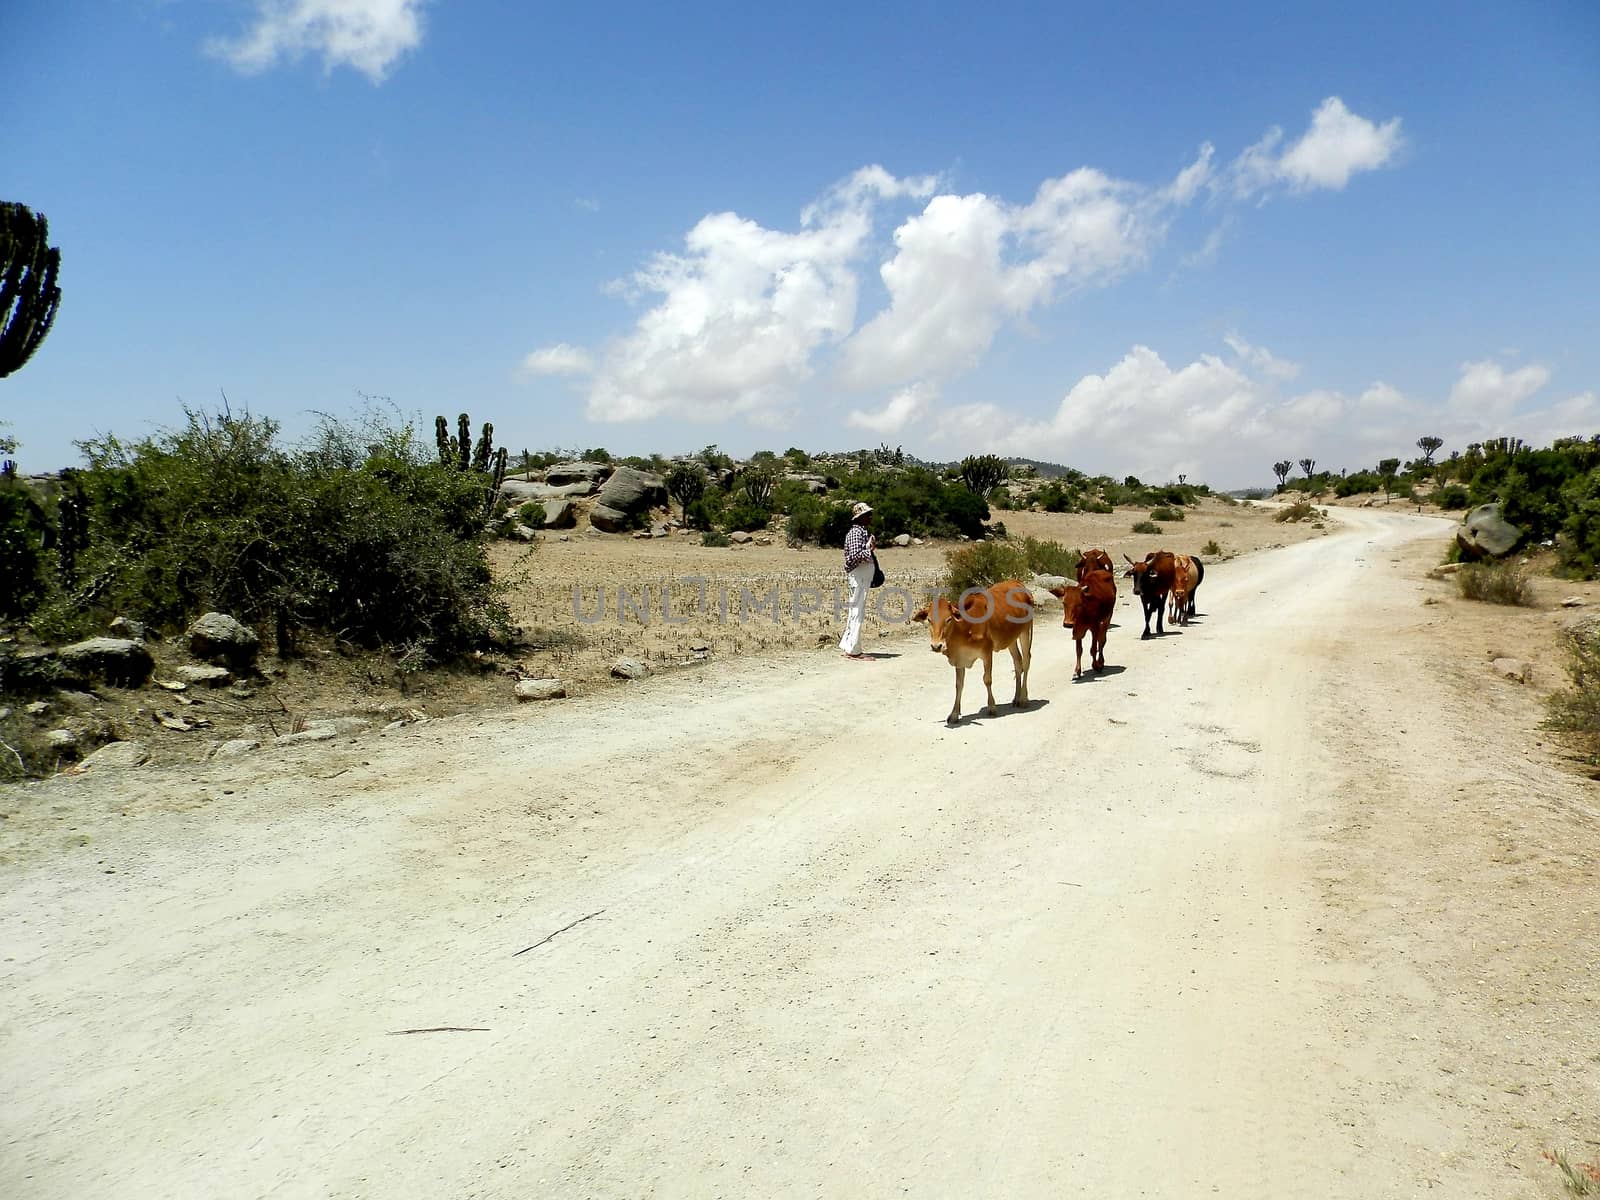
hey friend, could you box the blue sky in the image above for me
[3,0,1597,488]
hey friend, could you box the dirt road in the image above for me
[3,507,1594,1198]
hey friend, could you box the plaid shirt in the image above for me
[844,524,874,571]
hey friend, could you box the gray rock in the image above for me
[912,537,925,546]
[588,503,629,533]
[176,664,233,687]
[0,707,10,721]
[893,533,912,547]
[1491,657,1532,684]
[274,727,338,746]
[540,498,577,529]
[79,741,151,771]
[590,466,667,530]
[273,716,369,746]
[1457,503,1523,560]
[188,612,259,669]
[514,678,566,702]
[210,738,261,759]
[650,525,669,539]
[610,657,650,681]
[25,700,50,716]
[501,479,597,501]
[544,461,614,487]
[58,637,155,688]
[108,616,147,640]
[729,531,753,544]
[1433,562,1464,575]
[45,728,77,750]
[510,523,539,542]
[1032,574,1069,594]
[1562,596,1586,607]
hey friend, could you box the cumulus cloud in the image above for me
[847,383,936,434]
[520,344,594,377]
[1448,359,1551,419]
[1224,333,1300,382]
[922,339,1592,488]
[1231,97,1402,198]
[533,99,1405,434]
[206,0,426,83]
[838,154,1204,392]
[579,166,936,425]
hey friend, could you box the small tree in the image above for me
[1378,457,1401,502]
[1299,458,1316,478]
[1416,436,1443,466]
[666,463,706,519]
[1272,460,1292,489]
[0,203,63,379]
[742,469,774,507]
[959,454,1008,496]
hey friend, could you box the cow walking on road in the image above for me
[912,581,1035,725]
[1122,551,1177,639]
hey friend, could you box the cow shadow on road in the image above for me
[1069,664,1127,683]
[946,698,1051,727]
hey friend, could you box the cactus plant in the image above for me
[433,412,509,521]
[1,203,63,379]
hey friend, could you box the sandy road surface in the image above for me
[2,507,1593,1198]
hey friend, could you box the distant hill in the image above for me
[1003,456,1083,479]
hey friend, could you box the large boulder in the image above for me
[501,479,597,502]
[57,638,155,688]
[544,461,613,487]
[540,499,577,529]
[1457,503,1523,560]
[590,466,666,532]
[79,741,151,771]
[188,613,259,669]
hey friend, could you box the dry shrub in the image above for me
[1456,561,1533,606]
[1274,499,1316,523]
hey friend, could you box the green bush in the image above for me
[0,478,49,620]
[1131,520,1162,535]
[719,499,772,533]
[1201,539,1221,556]
[1019,537,1079,577]
[1335,472,1384,497]
[829,466,988,539]
[1545,626,1600,757]
[1149,506,1184,522]
[942,540,1030,597]
[701,530,731,547]
[1082,499,1113,514]
[1432,484,1470,510]
[783,494,853,547]
[15,408,512,662]
[1456,561,1533,606]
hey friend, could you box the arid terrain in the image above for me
[1,503,1596,1198]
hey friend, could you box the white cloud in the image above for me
[838,153,1204,394]
[847,383,936,434]
[206,0,426,83]
[581,166,936,424]
[1448,359,1551,418]
[1231,97,1402,198]
[1224,333,1301,381]
[520,343,594,377]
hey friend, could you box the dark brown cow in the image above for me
[911,581,1035,724]
[1076,547,1114,583]
[1122,550,1176,638]
[1047,567,1116,678]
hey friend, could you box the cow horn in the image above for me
[1122,553,1134,564]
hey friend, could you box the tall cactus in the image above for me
[0,203,63,379]
[433,411,509,521]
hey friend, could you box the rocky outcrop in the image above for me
[540,499,577,529]
[544,462,613,487]
[590,467,667,532]
[58,638,155,688]
[1456,503,1523,560]
[188,613,259,670]
[501,479,597,502]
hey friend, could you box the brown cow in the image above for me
[911,580,1034,724]
[1168,554,1202,625]
[1076,547,1114,583]
[1048,567,1116,678]
[1122,550,1176,638]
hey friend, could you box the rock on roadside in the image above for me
[58,638,155,688]
[78,741,151,771]
[188,613,259,670]
[514,678,566,702]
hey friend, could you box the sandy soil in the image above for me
[1,505,1595,1198]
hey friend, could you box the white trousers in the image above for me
[838,561,875,654]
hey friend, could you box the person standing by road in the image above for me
[839,502,876,659]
